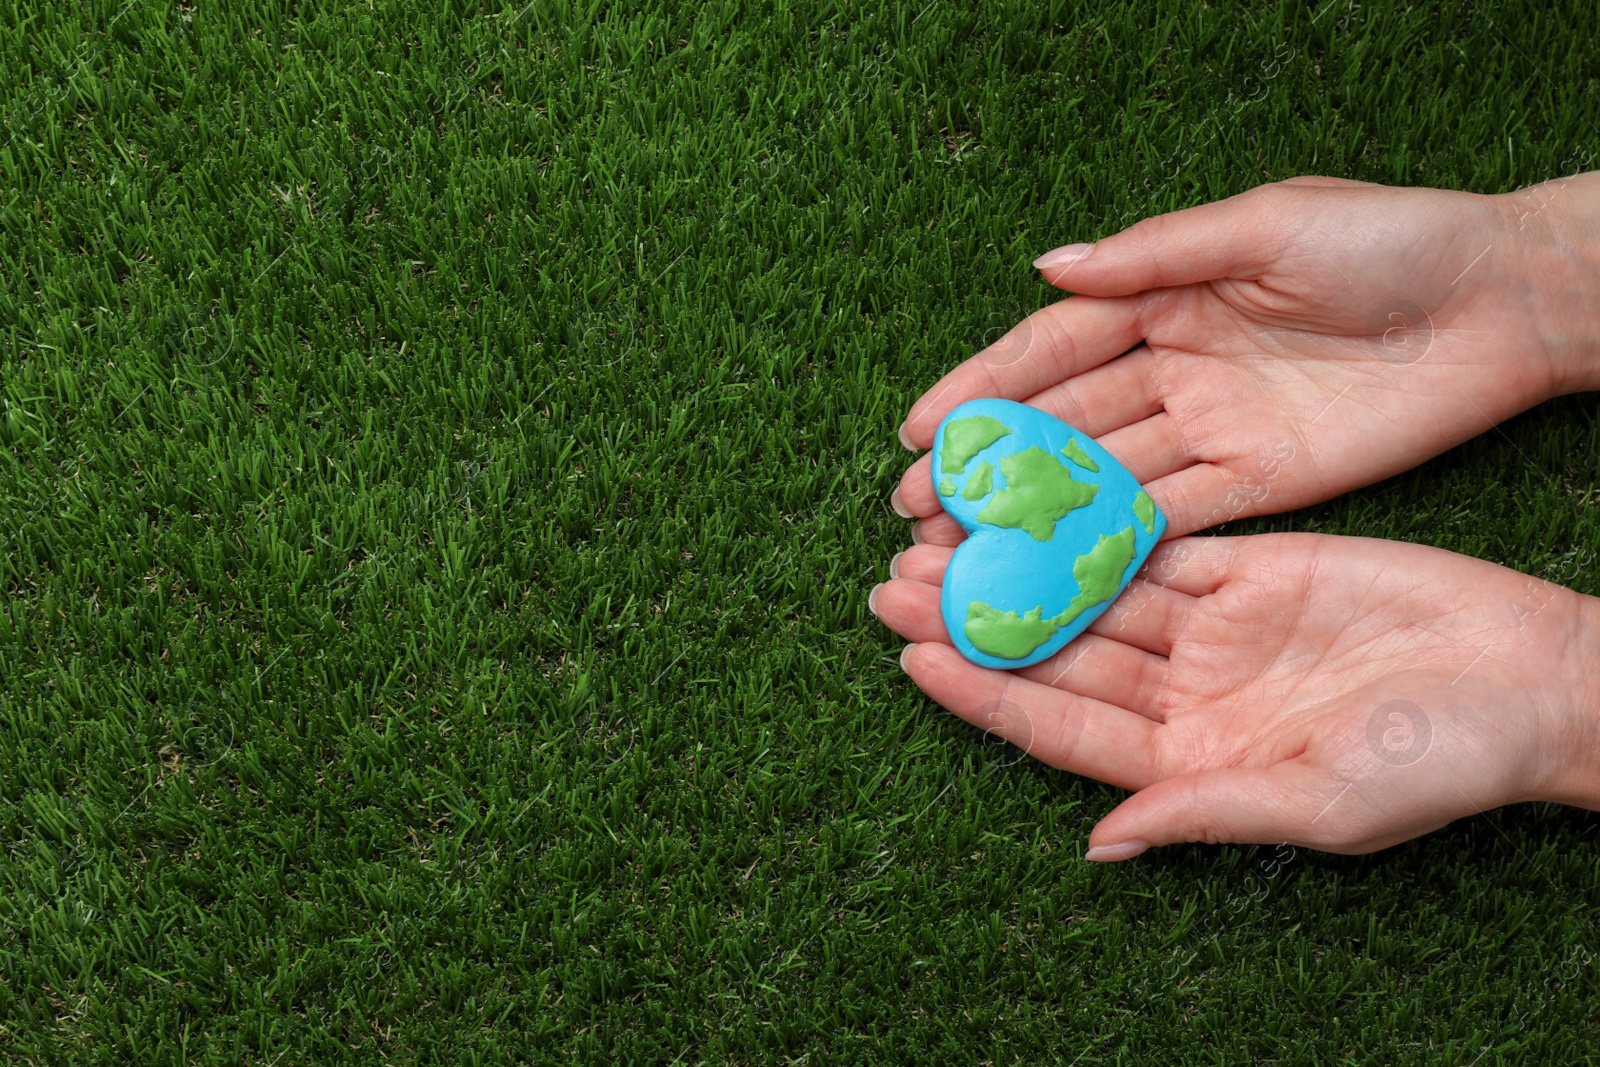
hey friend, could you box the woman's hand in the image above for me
[893,173,1600,541]
[871,533,1600,858]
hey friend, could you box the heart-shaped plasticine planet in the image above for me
[930,398,1167,670]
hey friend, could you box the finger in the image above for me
[1096,411,1191,486]
[1141,462,1256,538]
[1017,634,1171,722]
[1084,578,1193,657]
[893,453,942,518]
[912,512,966,548]
[1277,175,1376,191]
[891,544,952,585]
[871,577,949,644]
[1022,344,1163,438]
[900,296,1146,448]
[1033,186,1284,297]
[902,642,1159,790]
[1085,761,1355,859]
[1136,537,1243,597]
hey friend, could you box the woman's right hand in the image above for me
[873,532,1600,859]
[893,172,1600,542]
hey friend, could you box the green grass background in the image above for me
[2,0,1599,1061]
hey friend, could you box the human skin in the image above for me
[890,172,1600,542]
[868,534,1600,859]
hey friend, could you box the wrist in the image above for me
[1534,588,1600,809]
[1492,171,1600,396]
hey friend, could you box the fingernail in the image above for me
[890,488,913,519]
[897,422,916,451]
[868,583,884,617]
[1033,242,1094,270]
[910,525,925,546]
[899,643,917,671]
[889,551,904,579]
[1084,839,1150,862]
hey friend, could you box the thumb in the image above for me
[1034,186,1286,296]
[1085,762,1351,860]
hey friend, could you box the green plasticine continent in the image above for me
[961,461,994,501]
[1054,526,1138,627]
[975,446,1097,541]
[1133,490,1156,535]
[939,476,956,496]
[940,416,1011,474]
[964,603,1061,660]
[1060,439,1099,472]
[963,526,1140,659]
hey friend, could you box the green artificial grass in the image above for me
[3,0,1600,1061]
